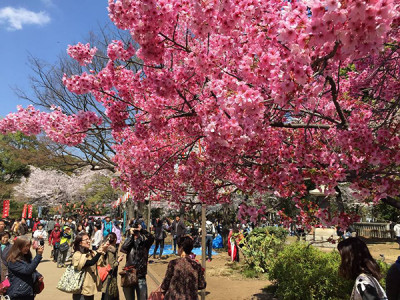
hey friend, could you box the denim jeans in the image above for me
[173,237,178,254]
[123,278,148,300]
[206,236,213,260]
[153,239,164,258]
[57,248,68,266]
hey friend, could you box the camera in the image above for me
[39,240,44,246]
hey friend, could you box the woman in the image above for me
[76,224,86,235]
[0,232,11,281]
[58,225,72,268]
[32,223,48,250]
[338,237,387,299]
[160,236,206,300]
[112,221,122,251]
[72,233,109,300]
[6,236,43,300]
[48,223,61,263]
[152,218,167,259]
[101,232,121,300]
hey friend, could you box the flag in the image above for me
[22,204,28,218]
[2,200,10,218]
[27,205,33,219]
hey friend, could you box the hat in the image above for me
[55,223,60,227]
[37,223,44,227]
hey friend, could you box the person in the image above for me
[18,218,29,236]
[32,218,41,235]
[77,224,86,235]
[112,220,122,251]
[338,237,387,300]
[11,219,20,237]
[152,218,167,259]
[0,220,6,235]
[386,256,400,300]
[48,223,61,262]
[227,226,241,262]
[160,236,206,299]
[58,225,72,268]
[46,217,56,237]
[6,236,43,300]
[203,220,215,262]
[393,222,400,249]
[102,217,113,239]
[171,216,186,255]
[101,232,122,300]
[120,222,154,300]
[92,224,103,251]
[72,233,109,300]
[33,223,48,250]
[0,231,11,281]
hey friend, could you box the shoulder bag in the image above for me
[119,265,137,287]
[57,265,85,293]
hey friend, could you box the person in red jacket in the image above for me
[48,223,61,262]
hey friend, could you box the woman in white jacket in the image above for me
[33,223,48,249]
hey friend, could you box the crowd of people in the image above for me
[2,214,400,300]
[0,215,208,300]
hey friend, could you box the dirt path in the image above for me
[35,244,273,300]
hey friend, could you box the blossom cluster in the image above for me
[2,0,400,226]
[67,42,97,66]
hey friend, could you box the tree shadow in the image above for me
[251,286,278,300]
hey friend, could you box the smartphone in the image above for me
[39,240,45,246]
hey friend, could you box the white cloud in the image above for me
[0,7,51,30]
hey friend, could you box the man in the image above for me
[102,216,113,238]
[91,223,103,250]
[47,217,56,237]
[394,222,400,249]
[17,218,29,236]
[120,222,154,300]
[205,220,216,262]
[0,220,6,234]
[171,216,186,255]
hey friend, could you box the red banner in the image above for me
[27,205,33,219]
[22,204,27,218]
[2,200,10,218]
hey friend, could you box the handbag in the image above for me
[57,265,85,293]
[148,286,164,300]
[119,265,137,287]
[33,280,44,294]
[0,278,10,289]
[97,264,112,282]
[59,242,69,252]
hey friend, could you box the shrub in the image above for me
[240,227,288,274]
[268,243,354,300]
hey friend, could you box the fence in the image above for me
[353,222,393,239]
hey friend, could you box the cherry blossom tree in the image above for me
[2,0,400,226]
[14,166,113,206]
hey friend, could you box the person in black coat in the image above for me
[120,222,154,300]
[171,216,186,255]
[0,231,11,281]
[386,256,400,300]
[6,236,43,300]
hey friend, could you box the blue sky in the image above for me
[0,0,112,117]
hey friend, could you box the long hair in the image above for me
[6,236,32,263]
[73,233,90,254]
[338,237,381,280]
